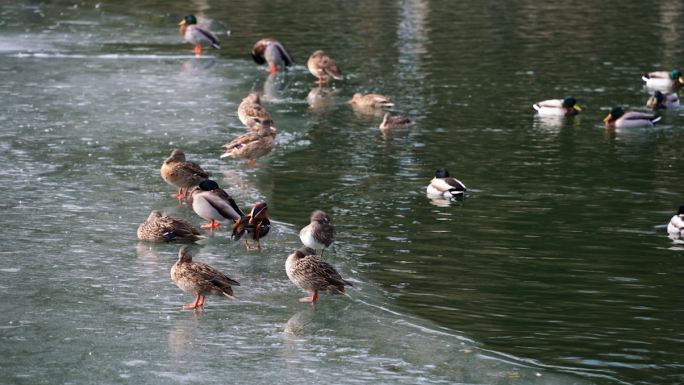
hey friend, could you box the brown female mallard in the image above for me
[220,120,276,166]
[299,210,336,256]
[170,245,240,309]
[349,93,394,108]
[237,92,275,131]
[379,112,414,130]
[285,247,352,302]
[137,210,204,243]
[160,149,212,198]
[307,50,342,86]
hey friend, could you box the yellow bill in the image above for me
[603,114,612,122]
[179,20,187,25]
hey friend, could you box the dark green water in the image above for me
[0,0,682,383]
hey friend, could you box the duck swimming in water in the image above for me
[603,106,661,128]
[646,91,680,109]
[426,168,466,197]
[533,96,581,116]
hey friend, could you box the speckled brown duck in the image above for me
[379,112,414,130]
[220,120,276,166]
[251,38,294,73]
[137,210,204,243]
[299,210,336,257]
[188,180,245,229]
[307,50,342,86]
[237,92,275,131]
[160,149,212,199]
[231,203,270,249]
[285,246,352,303]
[170,245,240,309]
[349,93,394,108]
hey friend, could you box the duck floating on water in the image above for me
[379,112,414,130]
[137,210,204,243]
[251,38,294,73]
[285,246,353,303]
[349,93,394,108]
[232,203,270,249]
[220,120,276,166]
[160,149,212,199]
[533,96,581,116]
[603,106,661,128]
[646,91,680,109]
[667,205,684,235]
[179,14,220,56]
[237,92,275,131]
[642,70,683,89]
[188,180,245,229]
[427,168,466,197]
[171,245,240,309]
[299,210,336,257]
[307,50,342,86]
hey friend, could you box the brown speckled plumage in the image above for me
[237,92,275,130]
[220,120,276,166]
[285,247,352,302]
[349,93,394,108]
[379,112,415,130]
[170,246,240,309]
[160,149,212,198]
[137,210,204,243]
[307,50,342,84]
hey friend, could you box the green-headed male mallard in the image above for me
[642,69,683,89]
[232,203,270,249]
[349,93,394,108]
[179,14,220,56]
[251,38,294,73]
[299,210,336,257]
[171,245,240,309]
[379,112,414,130]
[220,120,276,166]
[285,247,352,303]
[237,92,275,131]
[533,96,581,116]
[426,168,466,197]
[646,91,680,109]
[307,50,342,86]
[188,180,245,229]
[138,210,204,243]
[160,149,212,199]
[603,106,661,128]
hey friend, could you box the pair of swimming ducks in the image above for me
[534,70,682,128]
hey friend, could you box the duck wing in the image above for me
[195,26,220,47]
[273,41,294,67]
[158,215,202,237]
[204,189,245,220]
[536,99,563,108]
[182,161,212,178]
[307,255,353,287]
[187,262,240,287]
[222,132,261,150]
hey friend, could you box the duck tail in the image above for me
[532,104,541,111]
[652,116,662,125]
[642,75,650,82]
[212,43,220,49]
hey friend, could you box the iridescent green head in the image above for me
[198,180,219,191]
[181,14,197,25]
[604,106,624,122]
[435,168,450,178]
[670,70,682,80]
[562,96,577,109]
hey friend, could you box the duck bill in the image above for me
[603,114,612,122]
[679,76,684,84]
[179,20,187,25]
[430,177,436,183]
[573,105,581,111]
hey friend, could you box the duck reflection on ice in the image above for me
[283,304,352,337]
[180,57,218,74]
[307,87,340,111]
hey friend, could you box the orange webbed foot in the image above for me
[266,65,277,73]
[249,158,261,167]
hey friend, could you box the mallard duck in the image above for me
[188,180,245,229]
[237,92,275,131]
[668,205,684,234]
[603,106,661,128]
[307,50,342,85]
[138,210,204,243]
[251,38,294,73]
[171,245,240,309]
[379,112,414,129]
[426,168,466,196]
[179,14,220,56]
[285,246,352,303]
[642,70,683,89]
[299,210,336,257]
[160,149,212,198]
[231,203,270,249]
[646,91,680,109]
[533,96,581,116]
[349,93,394,108]
[220,120,276,166]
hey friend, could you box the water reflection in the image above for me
[180,57,218,74]
[427,195,465,208]
[306,87,340,111]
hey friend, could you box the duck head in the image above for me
[146,210,163,222]
[256,120,276,137]
[671,69,684,84]
[653,91,664,104]
[431,168,450,182]
[603,106,624,122]
[349,93,363,103]
[246,92,261,104]
[249,203,268,224]
[198,180,219,191]
[678,205,684,216]
[179,14,197,26]
[177,245,193,264]
[381,112,391,125]
[293,246,318,259]
[310,210,330,224]
[165,149,186,164]
[563,96,581,111]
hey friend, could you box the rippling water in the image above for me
[1,0,683,383]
